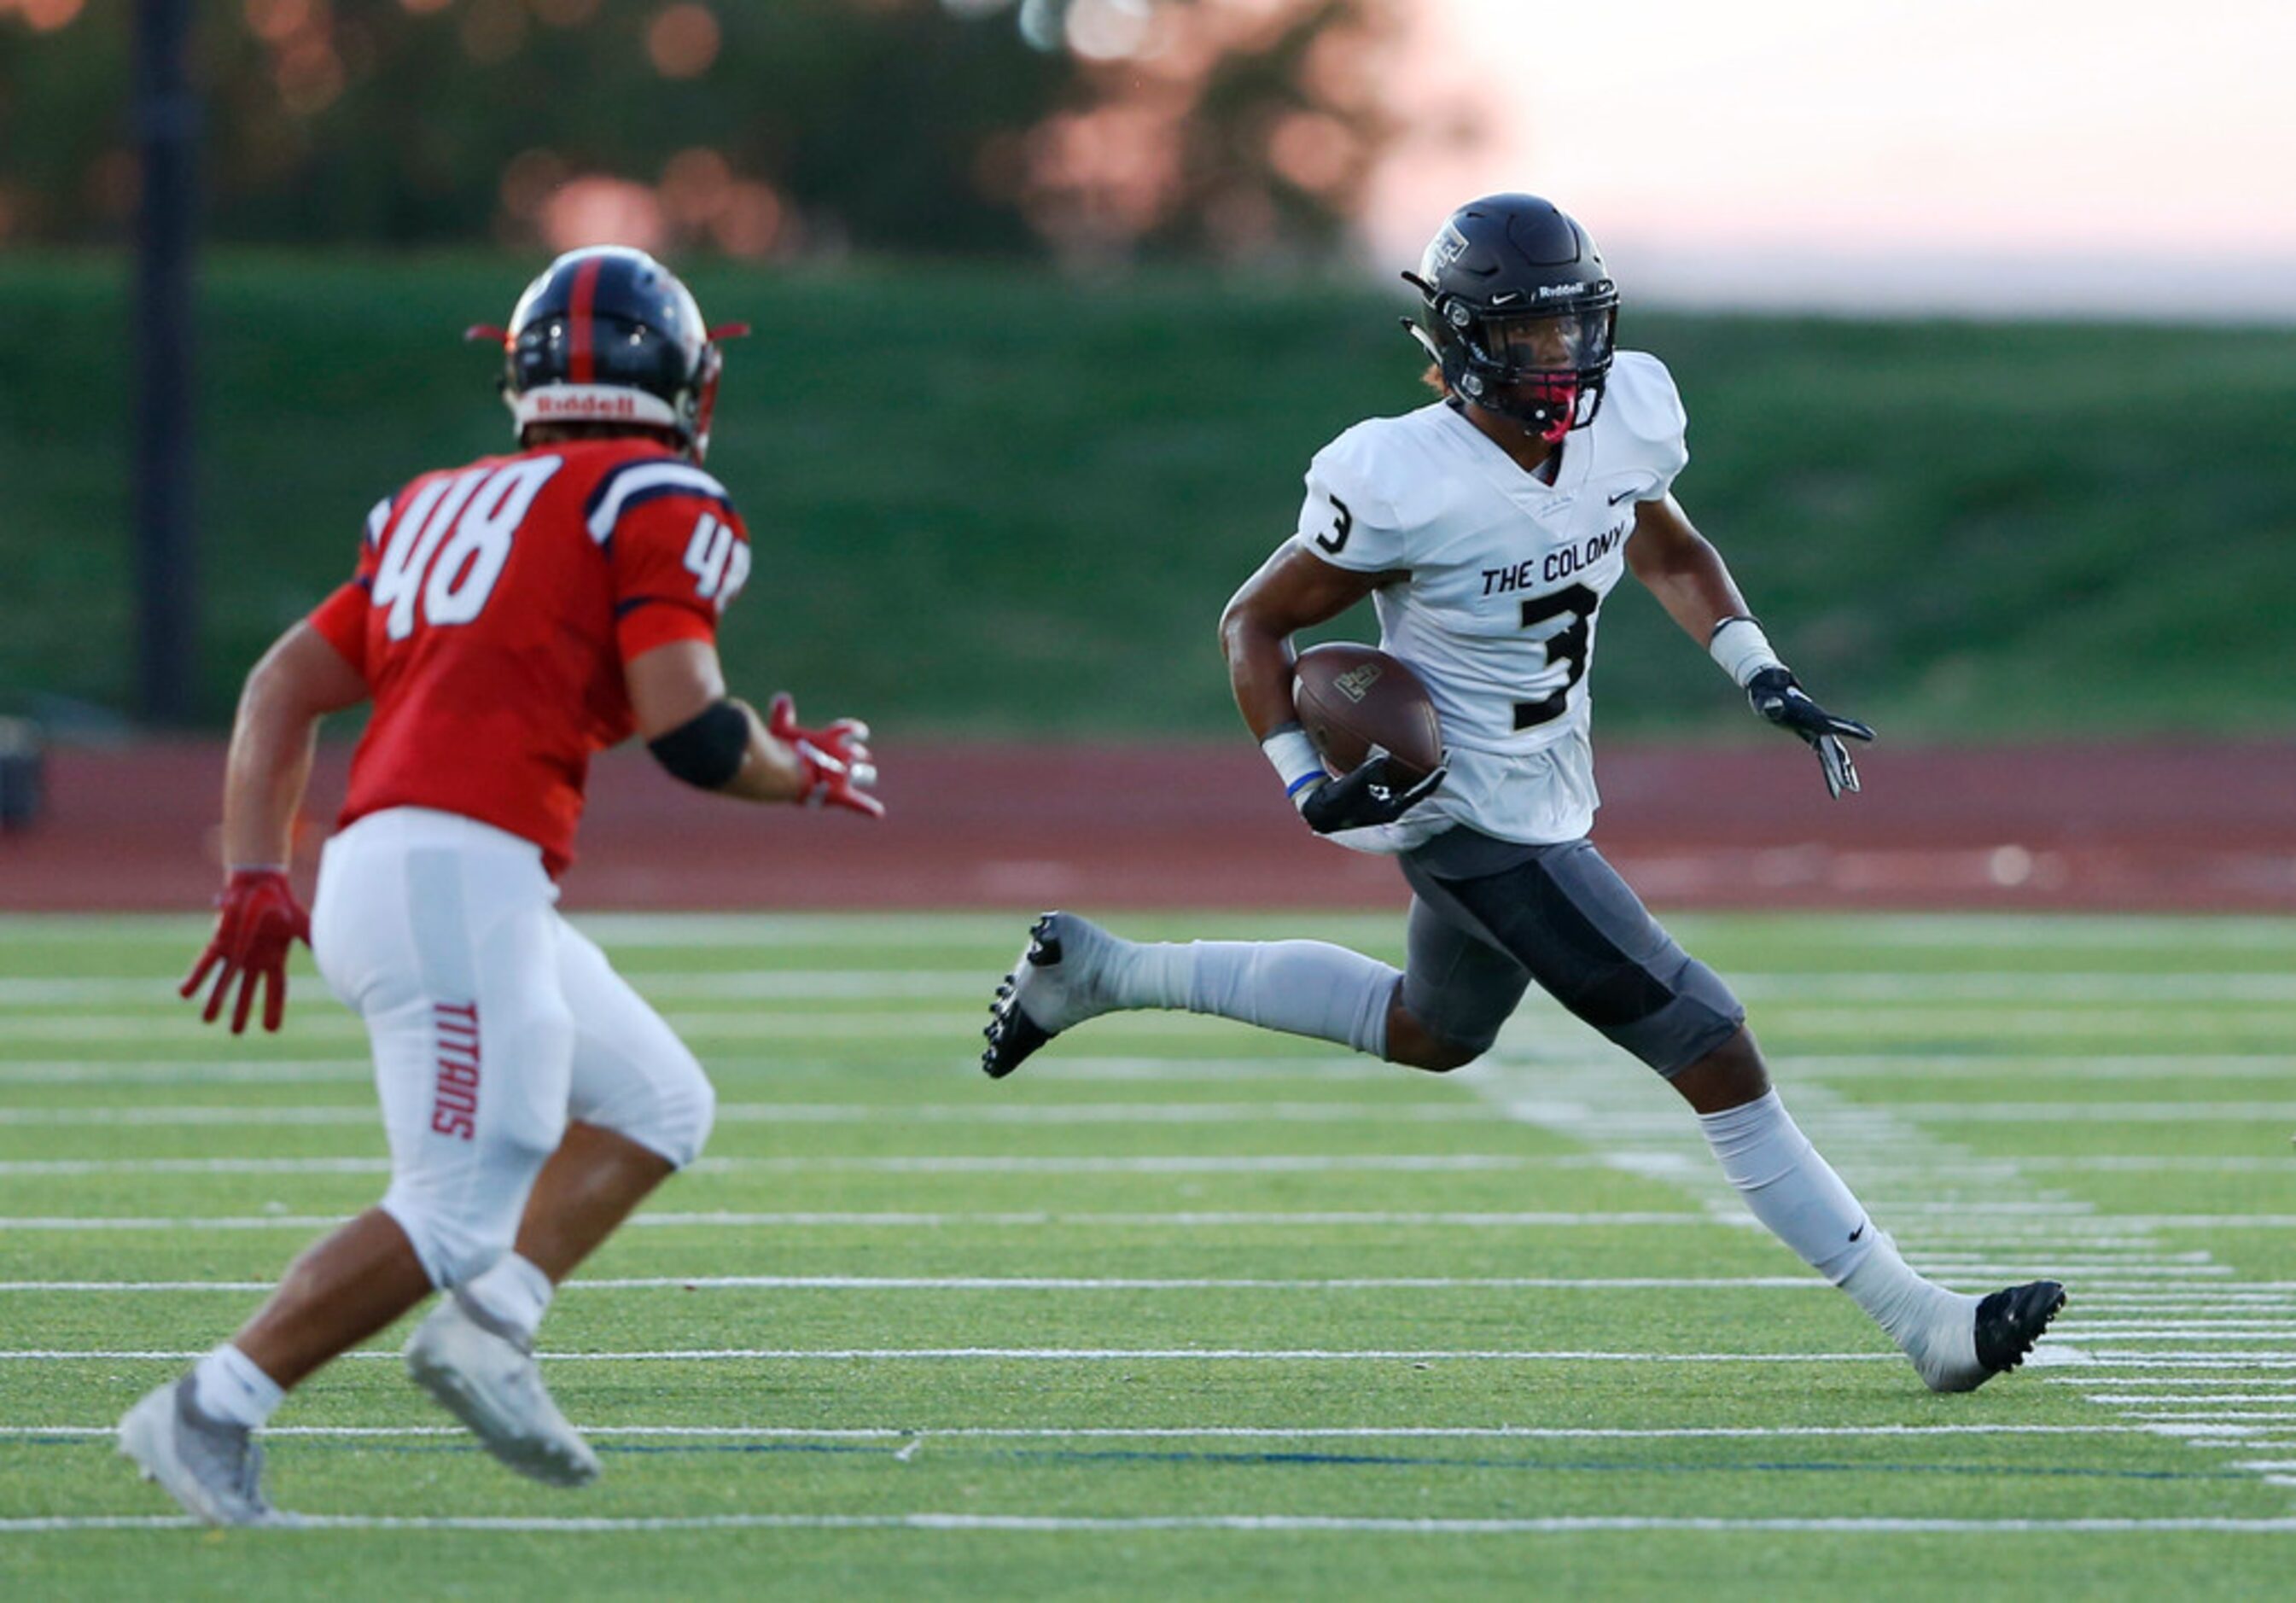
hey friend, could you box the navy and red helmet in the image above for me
[1402,195,1619,442]
[474,247,742,462]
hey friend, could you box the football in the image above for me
[1292,642,1444,784]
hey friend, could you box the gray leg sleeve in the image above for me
[1181,941,1397,1058]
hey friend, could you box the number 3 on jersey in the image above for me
[1513,583,1601,730]
[371,457,563,641]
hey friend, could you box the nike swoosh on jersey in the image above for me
[1608,486,1641,505]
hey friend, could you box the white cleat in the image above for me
[980,911,1124,1079]
[404,1292,600,1487]
[118,1376,285,1527]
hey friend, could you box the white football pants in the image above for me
[311,807,715,1289]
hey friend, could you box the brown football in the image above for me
[1292,643,1444,784]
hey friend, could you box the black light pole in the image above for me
[131,0,199,725]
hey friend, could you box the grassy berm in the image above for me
[3,254,2289,737]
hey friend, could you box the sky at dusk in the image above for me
[1367,0,2296,317]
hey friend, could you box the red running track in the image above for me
[2,739,2291,913]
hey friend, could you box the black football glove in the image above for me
[1299,753,1448,834]
[1745,667,1874,800]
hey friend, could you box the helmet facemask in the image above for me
[1413,285,1620,444]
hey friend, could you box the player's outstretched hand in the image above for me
[179,868,310,1035]
[1746,666,1875,799]
[766,692,885,819]
[1299,753,1447,835]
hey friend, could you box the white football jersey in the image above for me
[1286,350,1690,851]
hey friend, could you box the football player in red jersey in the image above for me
[120,248,882,1525]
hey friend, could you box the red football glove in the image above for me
[766,692,884,819]
[179,868,311,1035]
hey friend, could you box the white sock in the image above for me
[1698,1090,1976,1379]
[190,1342,285,1431]
[457,1251,556,1346]
[1696,1089,1880,1285]
[1106,939,1396,1057]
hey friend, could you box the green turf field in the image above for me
[2,910,2293,1598]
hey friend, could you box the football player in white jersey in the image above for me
[983,194,2066,1391]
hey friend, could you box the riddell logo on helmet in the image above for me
[530,391,638,419]
[1332,663,1384,702]
[1536,282,1589,299]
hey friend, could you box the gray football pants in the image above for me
[1398,833,1745,1077]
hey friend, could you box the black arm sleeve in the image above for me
[647,699,750,790]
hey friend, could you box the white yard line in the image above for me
[1781,1054,2296,1081]
[15,969,2296,1006]
[10,1098,2296,1128]
[0,1421,2148,1441]
[0,1209,1736,1232]
[0,1059,372,1086]
[0,1274,1833,1295]
[0,1101,1492,1128]
[7,1513,2296,1535]
[1844,1102,2296,1123]
[0,1347,1908,1363]
[0,1154,1568,1178]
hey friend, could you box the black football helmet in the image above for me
[1402,195,1619,442]
[471,247,739,462]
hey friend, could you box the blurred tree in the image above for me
[0,0,1408,259]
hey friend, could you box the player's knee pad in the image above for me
[589,1048,716,1170]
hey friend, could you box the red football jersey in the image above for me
[308,438,751,876]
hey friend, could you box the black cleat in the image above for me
[981,914,1064,1079]
[1972,1279,2067,1379]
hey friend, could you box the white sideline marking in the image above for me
[0,1274,1833,1295]
[0,1422,2145,1442]
[8,1513,2296,1535]
[0,1348,1906,1364]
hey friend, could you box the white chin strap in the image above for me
[509,384,682,434]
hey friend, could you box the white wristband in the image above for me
[1261,724,1328,812]
[1709,615,1785,689]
